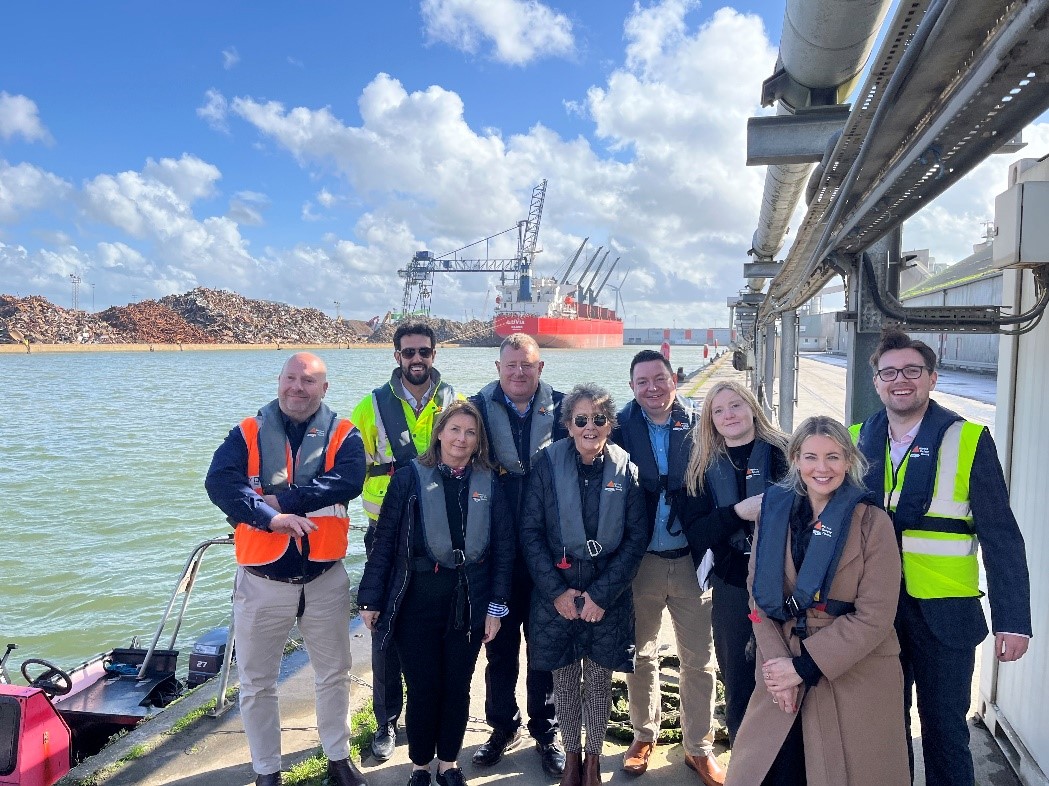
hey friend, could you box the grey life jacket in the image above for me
[373,369,456,469]
[545,439,631,559]
[412,461,493,568]
[255,399,337,492]
[477,380,557,475]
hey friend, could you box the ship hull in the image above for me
[494,315,624,349]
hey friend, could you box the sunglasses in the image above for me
[398,346,434,359]
[573,414,608,428]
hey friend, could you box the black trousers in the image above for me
[897,595,977,786]
[482,564,557,742]
[366,522,402,726]
[762,713,806,786]
[394,570,483,765]
[710,573,756,744]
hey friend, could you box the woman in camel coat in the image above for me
[725,416,909,786]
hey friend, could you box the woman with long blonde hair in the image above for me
[680,380,789,744]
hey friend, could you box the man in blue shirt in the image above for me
[613,350,723,786]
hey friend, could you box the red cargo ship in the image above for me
[492,274,624,349]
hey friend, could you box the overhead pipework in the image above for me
[747,0,893,296]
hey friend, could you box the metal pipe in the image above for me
[779,310,798,430]
[750,0,894,293]
[763,325,777,419]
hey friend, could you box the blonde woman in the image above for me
[680,381,788,743]
[725,416,907,786]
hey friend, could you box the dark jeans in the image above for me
[897,595,977,786]
[710,572,756,744]
[394,569,483,765]
[483,565,557,743]
[366,522,402,726]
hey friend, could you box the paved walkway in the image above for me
[62,354,1019,786]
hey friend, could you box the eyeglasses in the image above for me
[398,346,433,359]
[573,414,608,428]
[875,365,928,382]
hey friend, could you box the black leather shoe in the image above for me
[471,727,523,766]
[537,740,567,777]
[328,757,367,786]
[436,768,468,786]
[371,722,396,762]
[255,773,281,786]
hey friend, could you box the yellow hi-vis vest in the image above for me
[851,414,984,599]
[350,371,459,522]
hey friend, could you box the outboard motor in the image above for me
[187,627,231,689]
[0,686,72,786]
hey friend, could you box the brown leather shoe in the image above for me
[684,753,725,786]
[622,739,654,776]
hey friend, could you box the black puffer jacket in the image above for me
[519,440,649,672]
[356,463,515,650]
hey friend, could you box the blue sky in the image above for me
[2,1,1045,326]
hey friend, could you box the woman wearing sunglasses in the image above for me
[519,384,649,786]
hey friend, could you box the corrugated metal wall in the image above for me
[982,268,1049,785]
[905,275,1003,371]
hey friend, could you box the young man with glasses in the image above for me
[850,328,1031,786]
[351,321,461,762]
[613,350,724,786]
[469,333,568,777]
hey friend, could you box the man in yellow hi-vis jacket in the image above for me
[851,329,1031,786]
[350,321,460,762]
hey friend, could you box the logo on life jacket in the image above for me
[910,445,931,458]
[471,491,489,502]
[672,420,689,431]
[746,468,762,480]
[812,520,833,538]
[306,427,326,438]
[604,480,624,493]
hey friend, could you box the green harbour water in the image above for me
[0,344,716,673]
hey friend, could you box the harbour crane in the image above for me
[398,180,547,318]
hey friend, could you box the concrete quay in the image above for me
[62,354,1018,786]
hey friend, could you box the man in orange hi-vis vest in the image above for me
[206,352,368,786]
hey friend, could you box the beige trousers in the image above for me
[626,553,717,756]
[233,562,353,775]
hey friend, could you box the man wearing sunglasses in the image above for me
[851,328,1031,786]
[613,350,724,786]
[351,321,461,762]
[469,333,568,777]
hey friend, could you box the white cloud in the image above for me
[222,47,240,70]
[229,190,269,226]
[0,92,53,144]
[197,89,229,133]
[142,154,221,204]
[421,0,574,65]
[0,160,71,221]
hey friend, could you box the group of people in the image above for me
[206,323,1031,786]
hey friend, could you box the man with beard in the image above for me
[851,328,1031,786]
[613,350,724,786]
[351,321,460,762]
[468,333,568,777]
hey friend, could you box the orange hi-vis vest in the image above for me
[235,400,355,566]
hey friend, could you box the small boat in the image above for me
[0,535,237,785]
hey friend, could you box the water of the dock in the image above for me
[66,354,1018,786]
